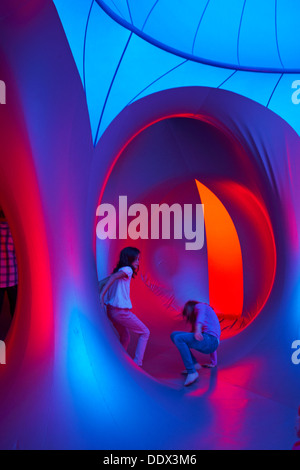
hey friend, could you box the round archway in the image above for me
[95,109,281,380]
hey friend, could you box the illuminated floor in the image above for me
[142,351,296,450]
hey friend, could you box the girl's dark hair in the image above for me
[182,300,199,327]
[182,300,213,329]
[113,247,140,278]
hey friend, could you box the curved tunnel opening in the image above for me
[95,115,279,381]
[0,45,55,372]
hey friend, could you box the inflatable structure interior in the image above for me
[0,0,300,450]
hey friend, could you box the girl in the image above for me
[171,301,221,386]
[100,247,150,367]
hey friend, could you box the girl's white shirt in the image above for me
[105,266,133,309]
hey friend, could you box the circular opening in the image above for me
[96,116,277,379]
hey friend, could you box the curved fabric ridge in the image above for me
[95,0,300,72]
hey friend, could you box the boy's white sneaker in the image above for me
[184,372,199,386]
[181,363,201,375]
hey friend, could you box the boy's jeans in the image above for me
[171,331,219,374]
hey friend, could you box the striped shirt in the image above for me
[0,222,18,288]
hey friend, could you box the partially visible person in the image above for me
[0,206,18,318]
[171,301,221,386]
[292,406,300,450]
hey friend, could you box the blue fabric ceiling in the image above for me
[53,0,300,145]
[96,0,300,72]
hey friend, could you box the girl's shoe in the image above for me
[202,363,217,368]
[181,363,201,374]
[184,372,199,386]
